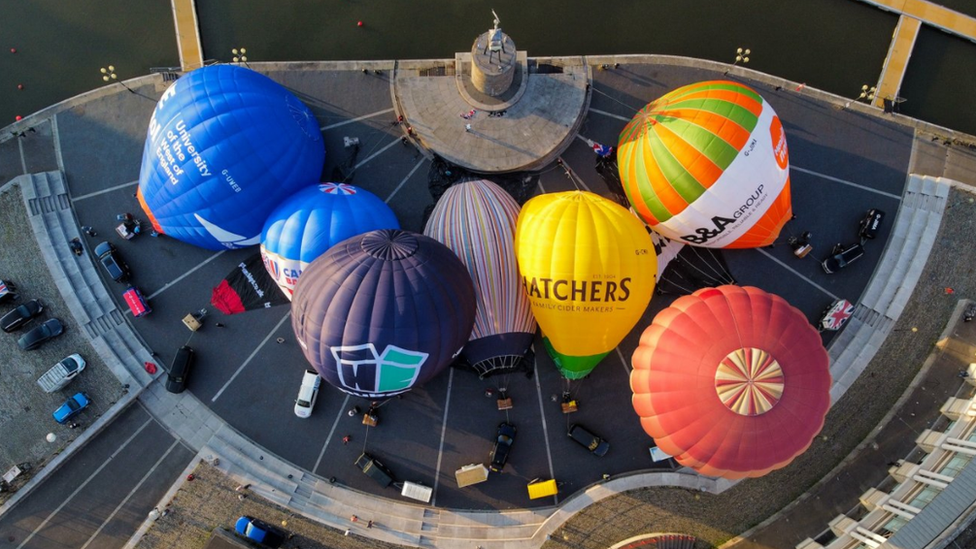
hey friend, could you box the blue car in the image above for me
[235,516,287,548]
[53,392,90,424]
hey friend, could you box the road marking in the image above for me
[755,248,839,300]
[351,138,401,173]
[146,250,226,301]
[588,108,631,122]
[314,393,350,474]
[430,368,455,506]
[79,438,181,549]
[384,157,426,203]
[615,347,631,376]
[211,312,291,403]
[71,180,139,202]
[531,355,558,505]
[16,418,154,549]
[792,165,901,200]
[320,108,395,131]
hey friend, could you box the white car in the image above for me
[294,369,321,418]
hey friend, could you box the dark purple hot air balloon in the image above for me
[292,229,476,399]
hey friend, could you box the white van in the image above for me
[294,369,321,418]
[37,354,86,393]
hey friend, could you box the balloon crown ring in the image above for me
[714,347,784,416]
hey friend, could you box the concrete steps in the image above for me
[828,174,949,402]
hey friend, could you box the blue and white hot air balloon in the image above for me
[136,64,325,250]
[260,183,400,299]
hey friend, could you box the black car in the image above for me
[165,346,194,393]
[94,241,130,283]
[858,208,885,240]
[568,424,610,457]
[18,318,64,351]
[489,422,517,473]
[822,242,865,274]
[1,299,43,332]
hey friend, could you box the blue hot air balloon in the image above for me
[136,64,325,250]
[292,229,477,399]
[260,183,400,299]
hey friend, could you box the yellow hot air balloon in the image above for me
[514,191,656,379]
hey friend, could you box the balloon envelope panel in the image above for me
[630,285,831,479]
[261,183,399,299]
[423,180,536,369]
[515,191,656,379]
[291,229,476,399]
[137,65,325,250]
[618,80,792,249]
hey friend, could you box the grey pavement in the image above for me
[1,53,975,549]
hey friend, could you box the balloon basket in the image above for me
[561,400,578,414]
[496,397,513,411]
[362,413,378,427]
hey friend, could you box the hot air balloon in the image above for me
[261,183,399,299]
[291,229,476,399]
[423,180,536,377]
[618,80,792,248]
[630,285,831,479]
[137,64,325,250]
[514,191,656,379]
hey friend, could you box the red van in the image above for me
[123,286,151,317]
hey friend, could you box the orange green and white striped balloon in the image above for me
[618,80,792,249]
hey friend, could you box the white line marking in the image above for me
[72,180,139,202]
[588,108,631,122]
[18,136,27,175]
[17,418,154,549]
[792,166,901,200]
[52,117,64,173]
[755,248,839,300]
[615,347,631,376]
[321,108,395,131]
[314,393,350,474]
[531,355,558,505]
[384,158,426,203]
[79,438,180,549]
[211,312,291,403]
[146,250,226,300]
[352,138,400,172]
[431,368,455,505]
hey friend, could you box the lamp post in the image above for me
[232,47,249,68]
[725,47,750,75]
[844,84,876,109]
[100,65,134,93]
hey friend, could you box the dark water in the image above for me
[2,0,975,135]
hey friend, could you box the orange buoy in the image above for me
[17,84,24,90]
[9,48,16,54]
[15,115,22,121]
[357,21,364,27]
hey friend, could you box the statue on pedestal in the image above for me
[484,9,505,64]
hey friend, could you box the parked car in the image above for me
[18,318,64,350]
[858,208,885,240]
[0,279,17,304]
[165,346,194,394]
[568,424,610,457]
[53,392,90,424]
[37,353,87,393]
[821,242,865,274]
[1,298,42,332]
[294,369,321,418]
[355,452,395,487]
[94,241,130,283]
[489,422,517,473]
[234,515,287,548]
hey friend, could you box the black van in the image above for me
[355,452,395,487]
[858,209,885,240]
[568,424,610,457]
[165,346,194,393]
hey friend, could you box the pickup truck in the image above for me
[354,452,395,487]
[37,354,87,393]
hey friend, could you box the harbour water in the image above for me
[2,0,975,135]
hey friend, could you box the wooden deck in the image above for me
[859,0,976,107]
[171,0,204,71]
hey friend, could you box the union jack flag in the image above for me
[321,183,356,195]
[592,143,613,157]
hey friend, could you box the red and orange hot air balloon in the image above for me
[630,286,830,479]
[618,81,792,248]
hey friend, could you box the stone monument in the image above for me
[470,9,517,97]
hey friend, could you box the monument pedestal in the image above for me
[471,31,517,97]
